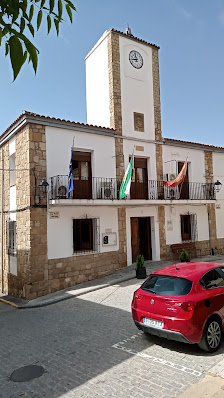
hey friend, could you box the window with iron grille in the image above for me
[180,214,198,242]
[8,220,16,256]
[73,218,99,253]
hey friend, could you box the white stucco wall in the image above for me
[86,34,110,128]
[165,204,209,245]
[47,206,119,259]
[10,186,16,222]
[119,36,155,141]
[123,140,157,181]
[10,256,17,276]
[45,126,116,181]
[9,137,15,155]
[163,145,206,183]
[213,152,224,238]
[126,206,160,265]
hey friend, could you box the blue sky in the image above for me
[1,0,224,146]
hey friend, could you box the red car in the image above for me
[132,262,224,352]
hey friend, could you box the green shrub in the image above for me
[136,255,145,269]
[180,249,190,262]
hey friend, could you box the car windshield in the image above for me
[141,275,192,296]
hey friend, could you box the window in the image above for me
[134,112,144,132]
[131,157,148,183]
[141,275,192,296]
[73,218,99,253]
[200,269,224,289]
[8,220,16,256]
[180,214,197,242]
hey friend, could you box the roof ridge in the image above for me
[1,111,115,140]
[110,28,160,49]
[164,137,224,150]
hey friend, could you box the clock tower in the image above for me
[85,28,163,180]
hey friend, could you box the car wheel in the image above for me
[198,318,222,352]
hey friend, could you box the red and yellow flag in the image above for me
[164,158,188,187]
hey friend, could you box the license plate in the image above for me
[143,318,164,329]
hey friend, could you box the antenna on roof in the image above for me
[126,24,132,36]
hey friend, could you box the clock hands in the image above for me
[129,50,143,69]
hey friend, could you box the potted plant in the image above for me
[136,255,147,279]
[180,249,190,262]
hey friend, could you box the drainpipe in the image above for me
[1,148,4,293]
[207,206,214,256]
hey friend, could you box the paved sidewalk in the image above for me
[1,254,224,309]
[179,358,224,397]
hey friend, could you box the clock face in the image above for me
[129,50,143,69]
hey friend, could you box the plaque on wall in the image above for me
[167,220,173,231]
[49,211,60,219]
[102,232,117,246]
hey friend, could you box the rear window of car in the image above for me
[141,275,192,296]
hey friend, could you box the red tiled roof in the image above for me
[111,29,160,49]
[1,110,115,140]
[164,137,224,151]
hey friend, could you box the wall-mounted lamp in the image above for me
[39,179,49,188]
[214,180,222,193]
[38,179,49,202]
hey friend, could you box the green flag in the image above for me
[119,153,134,200]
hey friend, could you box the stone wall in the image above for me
[6,123,48,299]
[204,150,218,253]
[0,143,10,294]
[107,31,124,180]
[156,144,163,182]
[152,48,162,143]
[15,124,32,297]
[158,206,168,260]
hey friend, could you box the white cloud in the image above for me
[178,7,192,20]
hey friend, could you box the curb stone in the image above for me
[1,255,224,310]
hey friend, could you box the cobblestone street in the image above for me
[1,279,224,398]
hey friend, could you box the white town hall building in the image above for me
[1,28,224,299]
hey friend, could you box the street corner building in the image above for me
[1,28,224,299]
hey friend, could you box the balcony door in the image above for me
[72,152,92,199]
[178,161,189,199]
[130,157,148,199]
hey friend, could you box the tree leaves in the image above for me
[47,15,51,33]
[29,4,34,22]
[54,18,59,36]
[66,4,72,23]
[37,10,43,30]
[58,0,63,20]
[20,18,25,33]
[24,40,38,73]
[50,0,55,13]
[0,0,76,80]
[8,36,25,80]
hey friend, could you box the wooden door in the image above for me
[139,217,152,260]
[181,215,191,241]
[131,218,140,262]
[130,157,148,199]
[72,152,92,199]
[178,161,189,199]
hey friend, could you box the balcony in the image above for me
[49,176,216,202]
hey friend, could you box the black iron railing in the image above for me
[49,176,216,201]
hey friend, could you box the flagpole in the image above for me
[119,146,135,200]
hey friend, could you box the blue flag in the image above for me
[67,139,74,198]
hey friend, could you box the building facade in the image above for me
[1,29,224,299]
